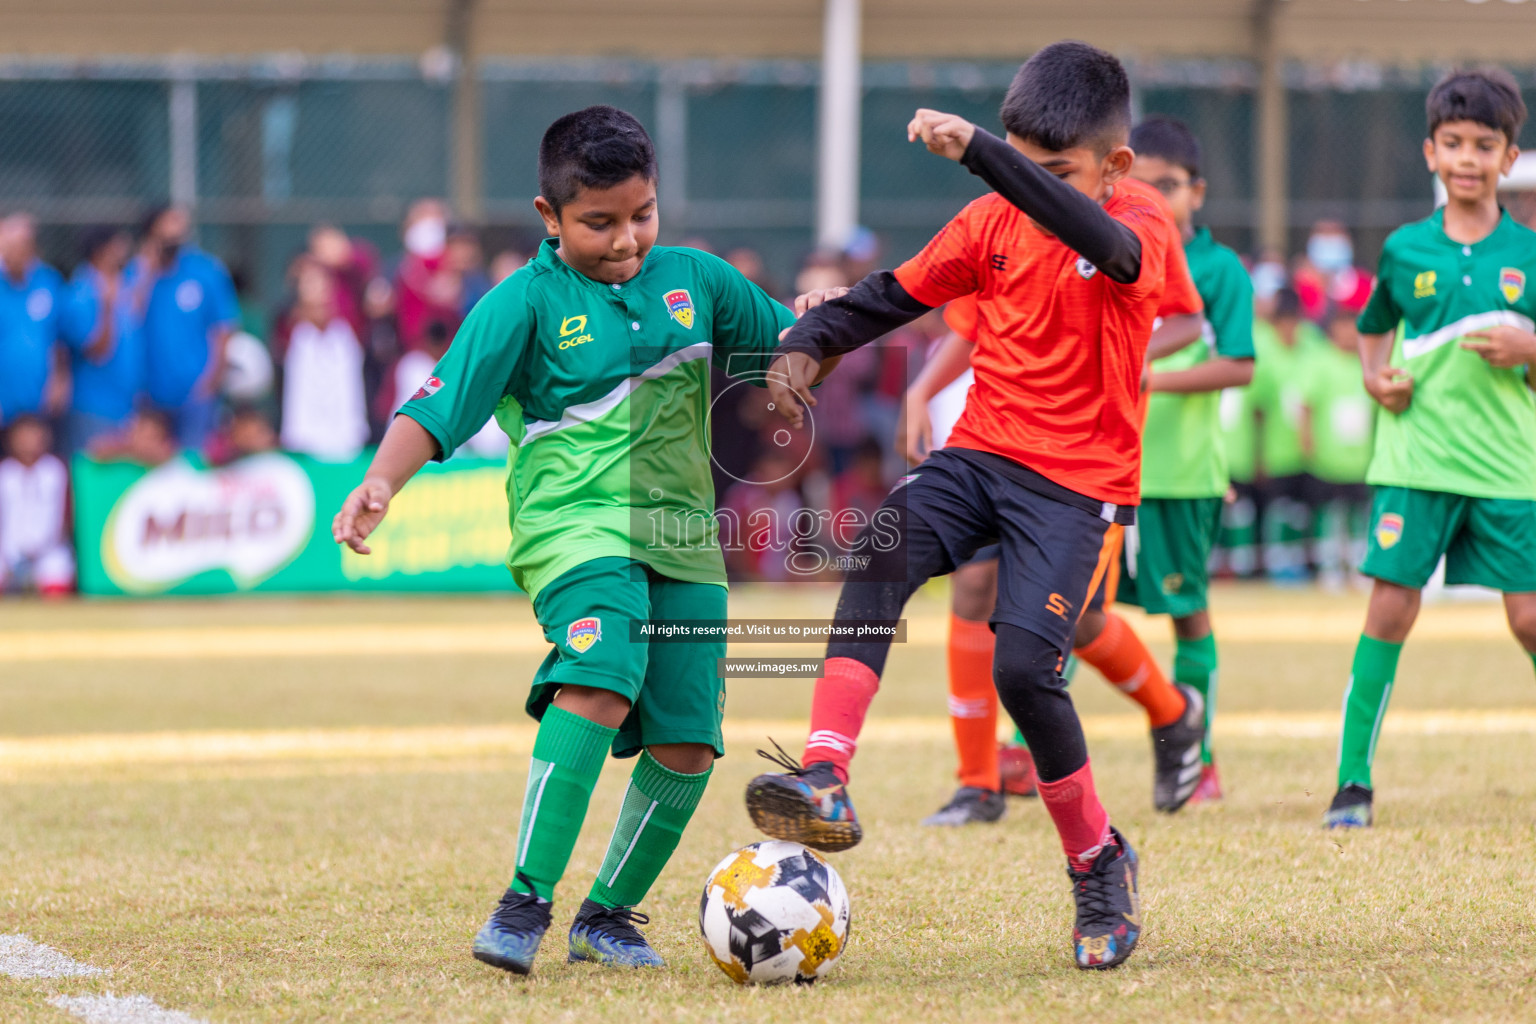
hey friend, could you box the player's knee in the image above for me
[991,623,1067,717]
[1074,607,1106,649]
[646,742,715,775]
[1505,601,1536,653]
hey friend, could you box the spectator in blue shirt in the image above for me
[64,226,141,452]
[0,213,69,427]
[132,206,238,450]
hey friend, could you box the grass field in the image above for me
[3,582,1536,1023]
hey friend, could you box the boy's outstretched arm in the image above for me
[900,330,975,464]
[332,416,439,554]
[1151,356,1254,394]
[910,109,1142,284]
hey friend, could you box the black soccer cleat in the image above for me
[921,786,1006,827]
[1070,826,1141,970]
[1151,684,1205,813]
[1323,783,1374,829]
[472,886,553,975]
[745,743,863,852]
[567,898,665,968]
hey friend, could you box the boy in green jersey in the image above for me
[1326,69,1536,828]
[333,106,818,971]
[1301,306,1374,589]
[1100,116,1255,801]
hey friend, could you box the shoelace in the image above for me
[1070,861,1121,928]
[755,737,808,775]
[581,905,651,945]
[489,890,550,930]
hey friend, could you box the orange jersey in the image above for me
[897,177,1199,507]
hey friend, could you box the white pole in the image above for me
[816,0,861,252]
[169,75,197,210]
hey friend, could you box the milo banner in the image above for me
[72,452,513,595]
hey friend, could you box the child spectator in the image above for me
[0,414,73,597]
[88,409,179,467]
[274,258,369,460]
[393,199,464,352]
[206,403,279,466]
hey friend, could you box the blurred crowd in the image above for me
[0,205,1392,595]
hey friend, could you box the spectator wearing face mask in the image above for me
[273,257,369,461]
[131,205,240,451]
[1295,221,1370,322]
[393,199,464,352]
[0,213,70,428]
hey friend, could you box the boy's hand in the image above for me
[333,478,394,555]
[1365,365,1414,413]
[794,286,849,316]
[766,351,821,429]
[907,109,975,162]
[899,390,934,465]
[1462,325,1536,369]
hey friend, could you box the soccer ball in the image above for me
[698,840,851,985]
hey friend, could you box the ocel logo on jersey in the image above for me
[558,314,594,349]
[1500,267,1526,304]
[566,616,602,653]
[1414,271,1437,299]
[411,376,443,401]
[1075,257,1098,281]
[665,289,695,329]
[1375,512,1404,550]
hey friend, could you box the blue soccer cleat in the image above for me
[1323,784,1373,829]
[1070,827,1141,970]
[472,887,552,975]
[745,743,863,852]
[567,899,665,967]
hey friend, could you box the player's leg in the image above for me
[746,451,995,850]
[1163,498,1225,798]
[1328,488,1453,829]
[473,558,647,974]
[926,549,1007,826]
[1446,495,1536,672]
[989,489,1139,970]
[570,571,726,967]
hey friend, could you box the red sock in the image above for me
[803,657,881,783]
[947,615,1000,791]
[1035,760,1112,868]
[1075,612,1186,728]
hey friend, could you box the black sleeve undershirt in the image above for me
[774,270,933,362]
[960,127,1141,285]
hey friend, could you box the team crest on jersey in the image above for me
[566,616,602,653]
[665,289,695,329]
[1500,268,1526,304]
[1414,271,1437,299]
[1075,257,1098,281]
[411,376,443,401]
[1375,513,1404,550]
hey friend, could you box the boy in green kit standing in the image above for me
[333,106,815,970]
[1327,69,1536,828]
[1301,305,1375,589]
[1112,117,1255,800]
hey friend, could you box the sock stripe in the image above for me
[605,798,659,887]
[1366,679,1394,765]
[807,730,855,754]
[516,760,555,869]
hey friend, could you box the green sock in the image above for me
[589,750,711,908]
[1173,632,1219,764]
[1337,635,1402,791]
[509,706,616,901]
[1529,652,1536,680]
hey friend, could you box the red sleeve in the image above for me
[1157,224,1202,317]
[893,206,981,308]
[1107,184,1192,310]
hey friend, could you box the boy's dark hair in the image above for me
[538,106,657,214]
[1129,117,1202,180]
[1000,41,1131,154]
[1273,286,1303,321]
[1426,67,1527,142]
[137,203,172,239]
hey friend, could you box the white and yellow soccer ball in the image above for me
[699,840,851,985]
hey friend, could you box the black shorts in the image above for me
[901,448,1118,652]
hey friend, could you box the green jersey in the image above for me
[1300,342,1373,484]
[1219,382,1257,484]
[1357,208,1536,500]
[400,238,794,598]
[1141,228,1256,498]
[1249,319,1325,478]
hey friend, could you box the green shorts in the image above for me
[527,556,727,758]
[1116,497,1224,618]
[1360,486,1536,592]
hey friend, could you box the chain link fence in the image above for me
[1,57,1533,310]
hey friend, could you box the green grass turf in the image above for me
[2,584,1535,1022]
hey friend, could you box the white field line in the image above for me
[0,935,105,978]
[49,994,207,1024]
[0,605,1515,663]
[1,711,1533,775]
